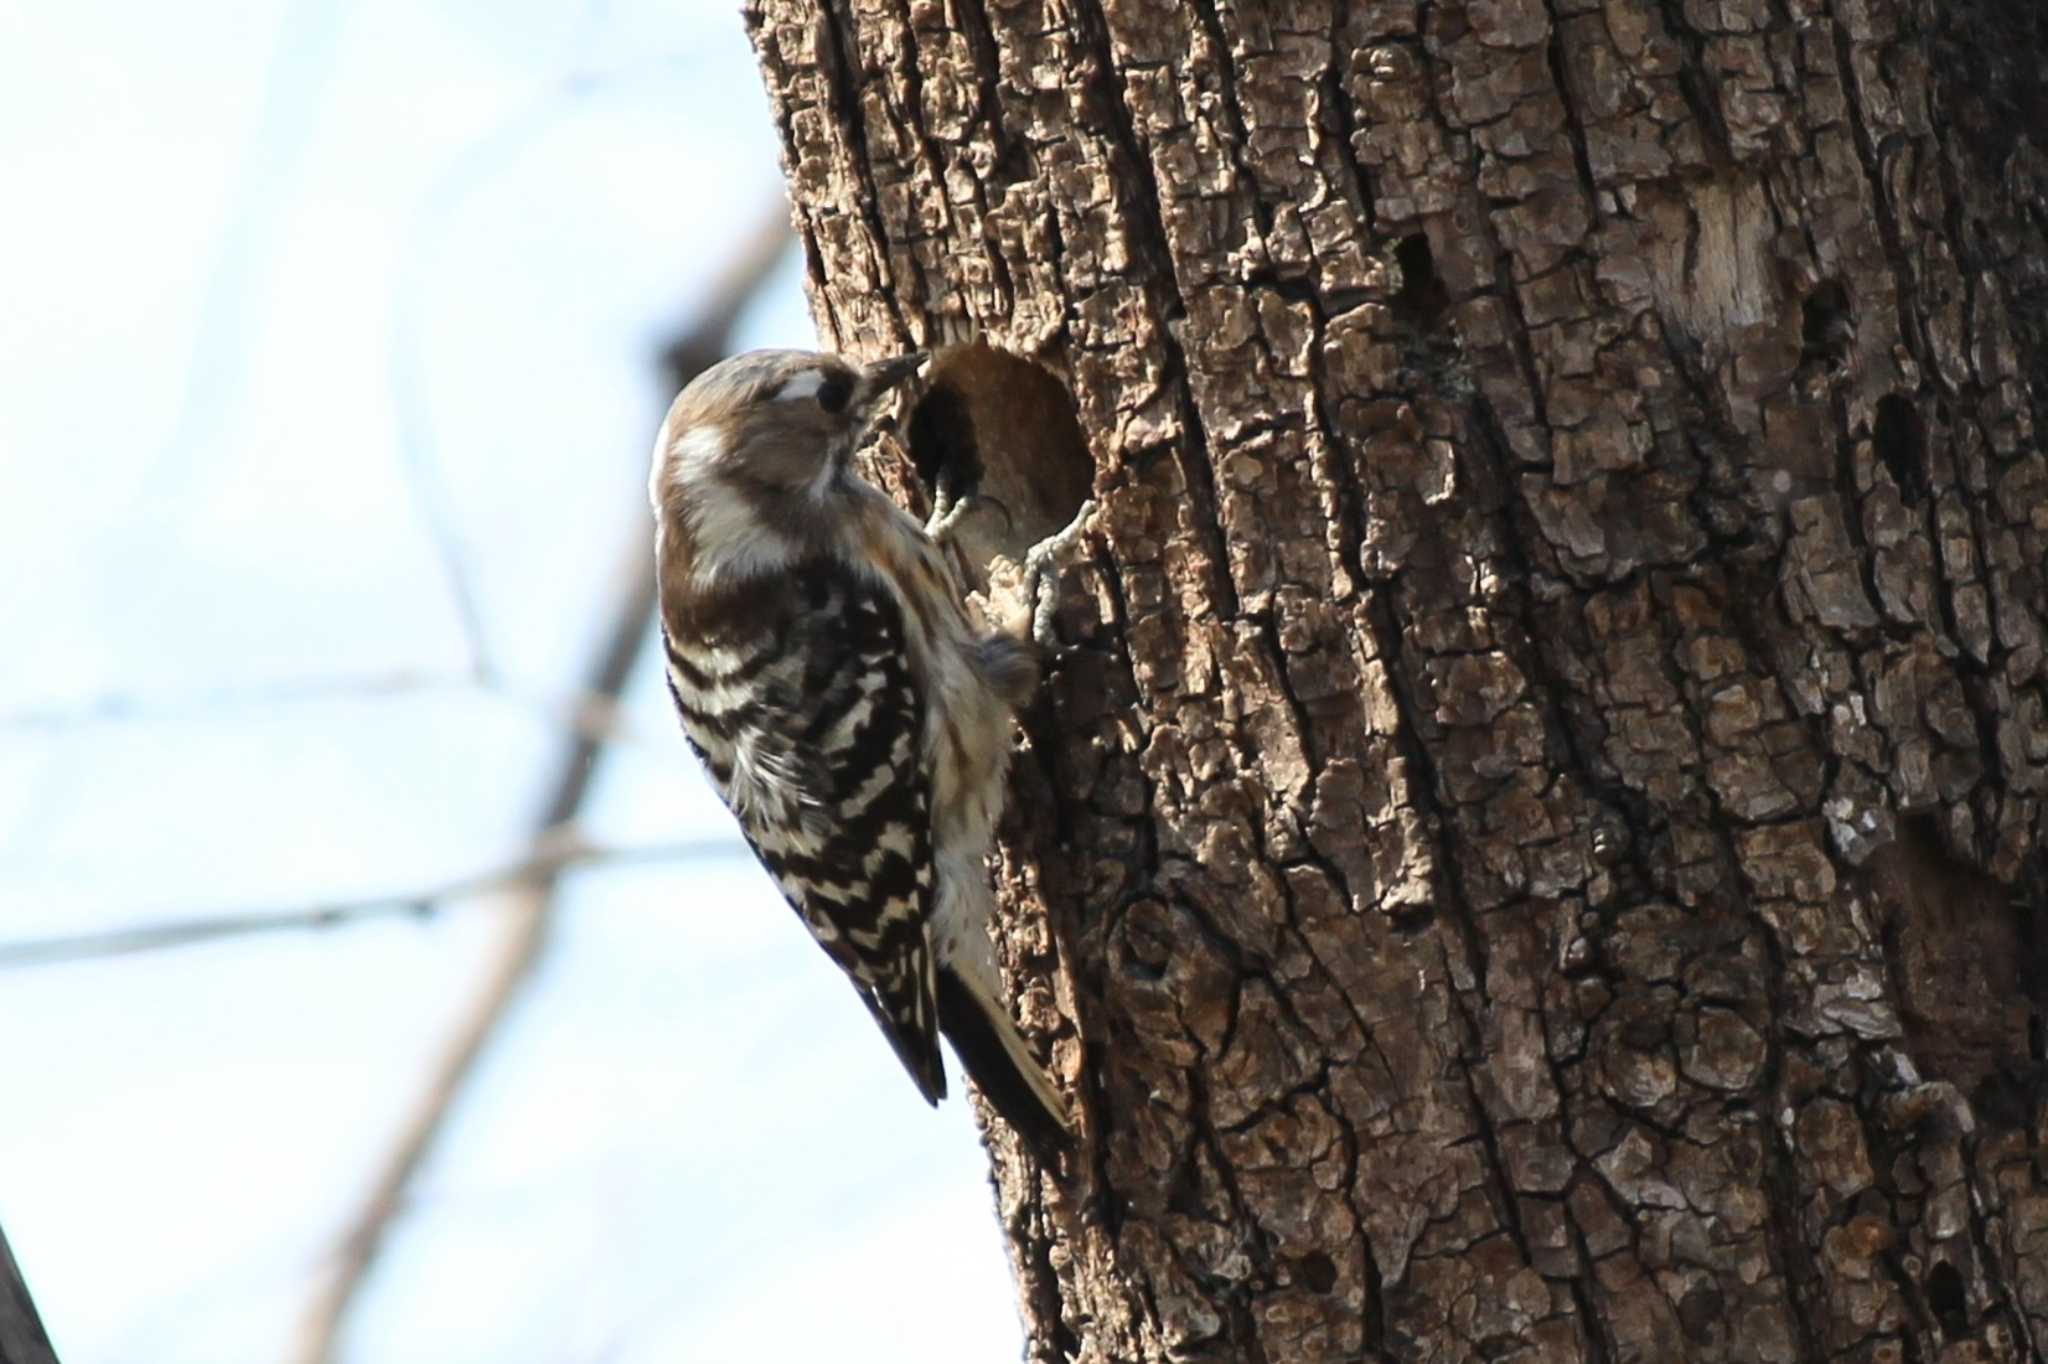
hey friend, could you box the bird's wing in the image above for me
[663,563,945,1104]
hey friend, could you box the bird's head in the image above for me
[650,348,926,586]
[652,348,925,508]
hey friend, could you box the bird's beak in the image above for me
[863,350,929,394]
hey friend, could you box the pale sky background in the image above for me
[0,3,1023,1361]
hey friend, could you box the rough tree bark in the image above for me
[746,1,2048,1361]
[0,1227,58,1364]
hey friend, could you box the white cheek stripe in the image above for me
[673,423,725,469]
[778,370,825,402]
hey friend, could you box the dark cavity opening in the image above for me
[1799,279,1851,369]
[1874,393,1928,505]
[908,382,980,508]
[1925,1260,1968,1337]
[1677,1285,1726,1342]
[1391,232,1447,325]
[906,342,1093,571]
[1874,817,2036,1128]
[1297,1252,1338,1294]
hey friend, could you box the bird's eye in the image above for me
[814,373,853,414]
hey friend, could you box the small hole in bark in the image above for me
[906,343,1094,569]
[1925,1260,1968,1336]
[1799,279,1852,368]
[1388,902,1437,934]
[1117,900,1175,983]
[1971,1064,2042,1127]
[1121,955,1166,983]
[1297,1252,1338,1293]
[1874,818,2032,1118]
[1874,393,1928,505]
[1677,1285,1725,1341]
[1392,232,1447,324]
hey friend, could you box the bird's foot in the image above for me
[1022,499,1096,650]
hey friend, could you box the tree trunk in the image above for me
[0,1227,58,1364]
[746,1,2048,1360]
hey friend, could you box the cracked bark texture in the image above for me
[744,1,2048,1360]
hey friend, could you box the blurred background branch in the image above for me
[1,10,1023,1360]
[286,204,793,1364]
[1,676,680,756]
[0,832,743,971]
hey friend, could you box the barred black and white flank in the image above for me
[650,347,1071,1156]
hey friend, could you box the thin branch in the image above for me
[288,207,793,1364]
[0,675,671,754]
[0,832,741,971]
[382,86,577,689]
[0,671,460,731]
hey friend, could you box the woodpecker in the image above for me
[650,346,1072,1156]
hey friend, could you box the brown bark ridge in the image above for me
[745,0,2048,1360]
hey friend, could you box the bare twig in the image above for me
[0,832,741,971]
[0,671,459,730]
[0,675,673,756]
[288,207,792,1364]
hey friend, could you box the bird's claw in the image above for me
[924,465,962,541]
[924,465,1011,548]
[1023,499,1096,651]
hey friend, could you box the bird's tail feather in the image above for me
[936,966,1071,1160]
